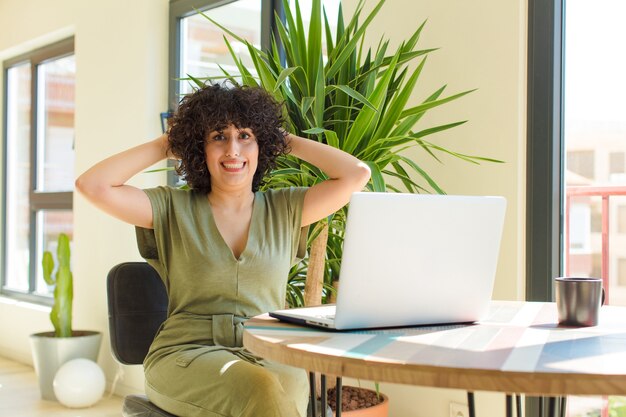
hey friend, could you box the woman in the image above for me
[76,83,370,417]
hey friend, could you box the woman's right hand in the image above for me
[161,132,179,160]
[75,134,170,229]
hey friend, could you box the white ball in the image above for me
[53,358,105,408]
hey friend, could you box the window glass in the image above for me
[5,64,32,292]
[179,0,261,95]
[619,258,626,286]
[609,152,625,176]
[619,205,626,234]
[36,55,75,192]
[566,150,595,180]
[563,0,626,308]
[2,38,74,300]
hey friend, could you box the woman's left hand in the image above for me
[285,133,371,227]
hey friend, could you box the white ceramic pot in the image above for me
[29,330,101,401]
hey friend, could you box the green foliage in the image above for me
[195,0,500,306]
[611,397,626,417]
[42,233,73,337]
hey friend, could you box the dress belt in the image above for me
[164,313,265,367]
[211,314,247,348]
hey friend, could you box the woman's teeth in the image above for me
[223,162,244,169]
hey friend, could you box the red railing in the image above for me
[565,185,626,304]
[565,186,626,417]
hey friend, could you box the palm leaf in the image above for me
[400,89,476,119]
[307,0,322,93]
[323,5,335,56]
[343,50,400,155]
[397,155,446,194]
[274,67,298,92]
[326,0,386,79]
[372,57,427,140]
[327,85,377,112]
[364,161,386,192]
[203,0,500,298]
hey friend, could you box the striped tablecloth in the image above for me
[243,301,626,396]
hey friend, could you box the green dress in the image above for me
[135,186,310,417]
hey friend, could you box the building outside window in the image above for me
[566,150,595,181]
[609,151,625,176]
[1,37,75,303]
[178,0,262,97]
[619,258,626,287]
[168,0,340,186]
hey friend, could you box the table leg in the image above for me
[320,375,327,417]
[548,397,556,417]
[468,392,476,417]
[336,377,343,417]
[533,396,567,417]
[516,395,522,417]
[309,372,316,417]
[527,395,564,417]
[506,395,513,417]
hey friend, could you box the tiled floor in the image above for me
[0,356,123,417]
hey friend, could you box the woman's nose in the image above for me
[225,137,240,157]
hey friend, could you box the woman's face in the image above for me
[204,124,259,192]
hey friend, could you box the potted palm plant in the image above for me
[29,233,101,401]
[196,0,499,414]
[200,0,497,305]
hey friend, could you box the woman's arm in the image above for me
[75,134,170,229]
[286,133,371,227]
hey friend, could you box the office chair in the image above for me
[107,262,176,417]
[107,262,331,417]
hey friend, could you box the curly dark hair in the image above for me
[167,83,288,193]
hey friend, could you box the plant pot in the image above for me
[328,386,389,417]
[29,330,102,401]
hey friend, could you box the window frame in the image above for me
[1,37,75,305]
[526,0,564,303]
[526,2,565,416]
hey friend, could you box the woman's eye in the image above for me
[213,134,225,141]
[240,132,252,140]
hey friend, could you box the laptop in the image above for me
[270,192,506,330]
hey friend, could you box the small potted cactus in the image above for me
[29,233,101,401]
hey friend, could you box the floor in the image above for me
[0,356,123,417]
[1,354,620,417]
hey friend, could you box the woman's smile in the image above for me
[221,159,246,172]
[205,125,259,189]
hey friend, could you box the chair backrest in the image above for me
[107,262,168,365]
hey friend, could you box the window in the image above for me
[528,2,626,415]
[610,152,625,175]
[2,37,75,303]
[619,258,626,287]
[567,150,595,180]
[526,0,564,303]
[169,0,268,106]
[178,0,262,96]
[168,0,341,106]
[619,205,626,234]
[168,0,271,185]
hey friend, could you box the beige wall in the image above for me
[0,0,527,415]
[0,0,169,396]
[341,1,527,416]
[342,0,527,301]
